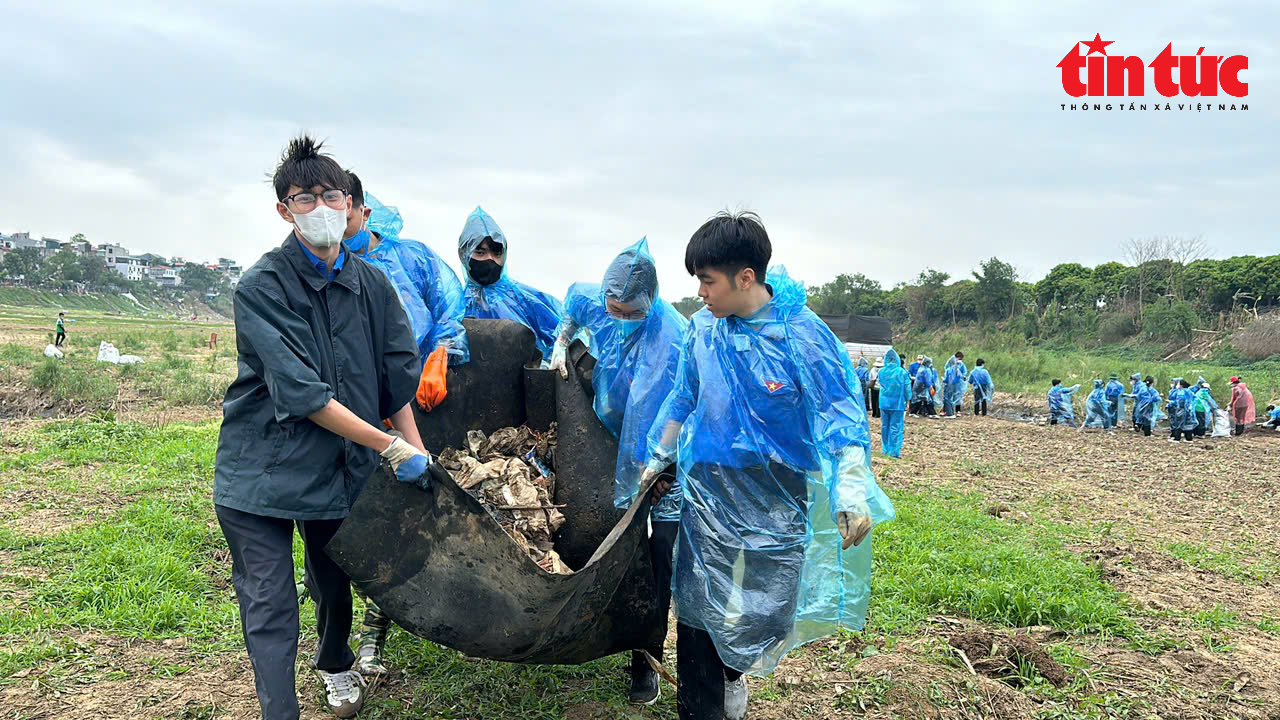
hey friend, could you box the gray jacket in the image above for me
[214,234,420,520]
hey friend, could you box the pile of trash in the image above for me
[96,341,144,365]
[437,424,571,575]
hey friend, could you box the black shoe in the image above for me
[628,652,660,706]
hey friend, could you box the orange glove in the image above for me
[416,345,449,412]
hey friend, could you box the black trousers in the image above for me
[1171,427,1195,441]
[870,387,880,418]
[675,463,806,720]
[216,505,356,720]
[55,331,66,347]
[1139,421,1152,437]
[634,520,679,665]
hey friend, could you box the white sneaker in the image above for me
[724,675,747,720]
[315,669,366,718]
[1167,438,1179,443]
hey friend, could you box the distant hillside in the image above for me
[0,286,229,321]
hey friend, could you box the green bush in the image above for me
[1143,301,1198,343]
[1099,312,1139,344]
[30,359,120,407]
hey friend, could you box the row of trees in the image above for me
[673,238,1279,345]
[0,247,229,296]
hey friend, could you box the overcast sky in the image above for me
[0,1,1273,299]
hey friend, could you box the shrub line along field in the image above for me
[1,311,1278,718]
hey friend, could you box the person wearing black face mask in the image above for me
[455,206,563,362]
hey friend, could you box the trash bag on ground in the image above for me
[326,318,664,665]
[97,341,120,364]
[1212,409,1232,437]
[43,344,63,359]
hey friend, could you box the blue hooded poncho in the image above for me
[877,348,911,413]
[349,193,469,367]
[647,267,894,675]
[552,238,690,522]
[456,206,563,362]
[1083,380,1108,428]
[912,356,940,406]
[943,356,968,409]
[1048,383,1080,419]
[968,366,994,405]
[1166,380,1198,431]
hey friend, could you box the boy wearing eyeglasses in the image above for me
[214,135,432,720]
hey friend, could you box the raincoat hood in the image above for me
[602,238,659,315]
[458,206,510,285]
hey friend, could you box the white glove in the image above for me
[549,339,570,380]
[836,445,873,549]
[837,512,872,549]
[380,436,432,485]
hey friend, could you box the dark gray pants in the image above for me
[216,505,356,720]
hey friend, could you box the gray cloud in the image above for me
[0,0,1273,301]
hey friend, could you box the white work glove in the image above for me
[548,338,570,380]
[836,445,874,549]
[381,436,432,487]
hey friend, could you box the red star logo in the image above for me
[764,380,784,393]
[1082,33,1114,56]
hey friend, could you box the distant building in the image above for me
[112,255,150,283]
[96,243,129,265]
[39,238,62,259]
[147,265,183,288]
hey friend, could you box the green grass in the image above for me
[30,357,121,406]
[868,489,1141,639]
[1165,541,1280,583]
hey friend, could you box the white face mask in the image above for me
[292,205,346,248]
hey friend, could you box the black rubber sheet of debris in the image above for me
[327,320,664,665]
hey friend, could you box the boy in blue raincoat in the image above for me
[942,352,967,418]
[1192,378,1218,437]
[855,357,871,411]
[642,212,893,720]
[455,206,563,361]
[1083,380,1109,429]
[1104,375,1125,430]
[546,238,689,705]
[1048,379,1080,427]
[968,359,993,417]
[910,356,941,417]
[343,174,468,368]
[1134,375,1164,437]
[877,349,911,457]
[1167,378,1197,442]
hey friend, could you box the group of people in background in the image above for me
[1050,373,1268,441]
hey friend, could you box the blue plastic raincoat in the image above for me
[968,366,994,406]
[908,360,921,378]
[1083,380,1109,428]
[1166,381,1198,432]
[855,358,871,401]
[911,357,940,407]
[943,356,968,412]
[1135,382,1165,427]
[351,194,469,366]
[552,239,690,522]
[877,349,910,458]
[1048,383,1080,421]
[647,267,894,675]
[456,206,563,361]
[1104,378,1125,429]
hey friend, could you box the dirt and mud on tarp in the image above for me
[326,318,664,665]
[438,424,571,575]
